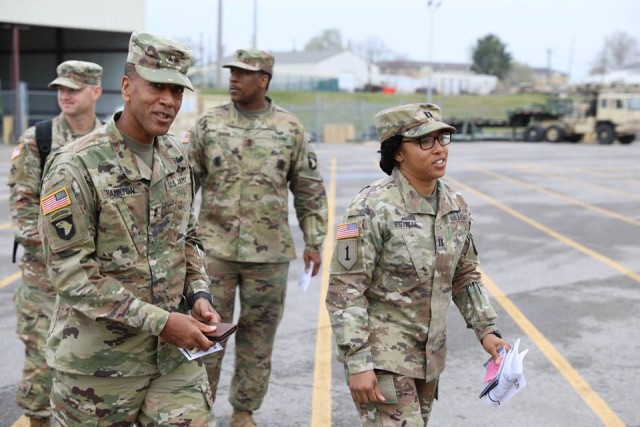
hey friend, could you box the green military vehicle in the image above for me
[512,92,640,144]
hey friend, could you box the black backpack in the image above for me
[12,119,53,263]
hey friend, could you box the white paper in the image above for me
[180,342,223,361]
[481,338,529,408]
[298,261,314,292]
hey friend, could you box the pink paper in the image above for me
[482,358,502,383]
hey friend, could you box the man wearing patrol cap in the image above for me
[188,49,327,426]
[8,59,103,427]
[37,31,219,426]
[326,104,509,426]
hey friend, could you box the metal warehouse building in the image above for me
[0,0,145,143]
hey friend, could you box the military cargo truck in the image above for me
[517,92,640,144]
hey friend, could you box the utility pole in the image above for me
[252,0,257,49]
[216,0,223,89]
[547,48,552,84]
[426,0,441,103]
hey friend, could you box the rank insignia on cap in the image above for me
[41,188,71,215]
[336,222,359,240]
[11,145,21,160]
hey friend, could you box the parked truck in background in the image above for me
[512,92,640,144]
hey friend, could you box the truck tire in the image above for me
[545,125,564,143]
[523,125,543,142]
[618,135,635,144]
[596,124,615,145]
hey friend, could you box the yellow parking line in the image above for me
[448,177,640,283]
[0,271,21,289]
[0,222,11,230]
[468,165,640,227]
[311,157,336,427]
[514,165,640,200]
[11,415,29,427]
[448,177,627,426]
[481,270,625,427]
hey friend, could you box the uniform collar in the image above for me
[107,113,177,185]
[226,96,274,128]
[393,168,461,216]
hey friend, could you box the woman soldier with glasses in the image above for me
[326,103,510,426]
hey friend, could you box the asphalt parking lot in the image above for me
[1,139,638,427]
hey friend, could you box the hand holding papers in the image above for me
[298,261,314,292]
[479,338,529,407]
[180,342,223,361]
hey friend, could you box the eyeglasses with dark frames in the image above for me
[403,132,452,150]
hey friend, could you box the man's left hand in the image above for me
[191,298,221,323]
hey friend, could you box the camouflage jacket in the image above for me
[8,114,102,257]
[38,114,210,377]
[188,99,327,262]
[326,169,498,381]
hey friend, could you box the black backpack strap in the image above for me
[35,119,54,173]
[13,119,54,263]
[12,240,18,264]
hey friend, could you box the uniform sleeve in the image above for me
[325,201,382,375]
[8,129,43,250]
[451,225,499,341]
[187,118,208,194]
[288,132,327,252]
[38,158,170,336]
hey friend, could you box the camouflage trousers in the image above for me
[351,370,439,427]
[51,361,215,426]
[204,257,289,412]
[13,255,56,418]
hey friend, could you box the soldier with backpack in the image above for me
[7,60,103,427]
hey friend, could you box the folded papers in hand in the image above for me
[479,338,529,407]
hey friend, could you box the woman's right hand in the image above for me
[349,370,386,404]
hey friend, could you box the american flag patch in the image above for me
[336,222,359,240]
[181,131,191,144]
[41,188,71,215]
[11,145,21,160]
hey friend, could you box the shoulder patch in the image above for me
[11,145,21,160]
[181,131,191,144]
[41,188,72,215]
[336,221,359,240]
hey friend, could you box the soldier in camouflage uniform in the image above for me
[37,31,220,426]
[325,103,510,426]
[8,60,103,427]
[188,49,328,427]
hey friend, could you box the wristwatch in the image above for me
[189,291,213,309]
[482,330,502,343]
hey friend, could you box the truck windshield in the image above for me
[627,98,640,110]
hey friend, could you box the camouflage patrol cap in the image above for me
[223,49,274,75]
[126,31,194,91]
[48,60,103,89]
[374,103,456,143]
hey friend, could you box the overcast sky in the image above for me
[146,0,639,83]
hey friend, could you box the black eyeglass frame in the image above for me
[402,132,452,150]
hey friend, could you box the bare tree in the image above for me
[304,28,344,52]
[590,31,640,74]
[353,36,393,85]
[354,36,391,63]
